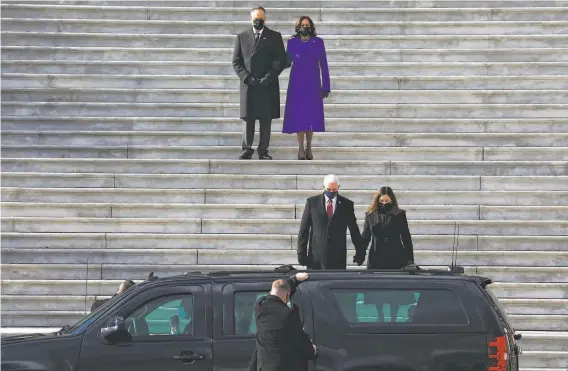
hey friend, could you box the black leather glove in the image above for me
[353,255,365,266]
[321,90,330,99]
[246,76,261,86]
[298,254,308,267]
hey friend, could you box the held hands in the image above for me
[295,272,309,282]
[246,76,261,86]
[321,90,330,99]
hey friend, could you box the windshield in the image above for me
[64,295,118,335]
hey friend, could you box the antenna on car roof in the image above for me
[449,223,464,274]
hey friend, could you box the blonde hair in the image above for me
[271,279,291,294]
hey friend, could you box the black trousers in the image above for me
[242,117,272,155]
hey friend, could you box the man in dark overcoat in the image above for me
[297,174,363,270]
[232,6,286,160]
[248,272,316,371]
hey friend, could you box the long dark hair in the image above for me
[292,16,317,38]
[367,186,401,214]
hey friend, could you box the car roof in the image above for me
[133,266,489,289]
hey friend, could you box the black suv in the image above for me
[2,266,521,371]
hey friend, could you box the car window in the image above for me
[234,291,295,336]
[125,294,193,337]
[331,289,467,325]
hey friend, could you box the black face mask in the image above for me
[380,203,393,211]
[299,27,311,36]
[253,19,265,30]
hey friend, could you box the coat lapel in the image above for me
[252,27,268,57]
[329,196,343,223]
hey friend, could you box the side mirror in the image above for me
[100,316,129,343]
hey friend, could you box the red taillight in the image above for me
[488,335,509,371]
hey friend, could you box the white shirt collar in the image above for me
[325,194,337,205]
[253,27,264,35]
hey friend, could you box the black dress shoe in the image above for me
[258,153,273,160]
[239,148,254,160]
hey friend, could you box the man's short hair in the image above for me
[251,6,266,14]
[272,279,291,293]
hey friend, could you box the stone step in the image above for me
[2,217,568,236]
[3,202,568,221]
[5,18,568,35]
[3,187,568,205]
[2,263,567,283]
[4,131,567,148]
[2,3,567,21]
[5,46,568,63]
[5,60,568,76]
[4,101,568,118]
[8,145,568,162]
[521,351,568,369]
[6,88,568,105]
[4,32,568,49]
[3,116,567,134]
[3,173,567,191]
[2,278,564,298]
[519,332,568,351]
[5,73,568,91]
[3,232,567,251]
[3,1,568,9]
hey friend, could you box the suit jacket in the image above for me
[297,194,362,269]
[248,276,315,371]
[359,209,414,269]
[232,27,285,120]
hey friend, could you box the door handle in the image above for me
[173,352,205,363]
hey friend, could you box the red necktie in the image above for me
[327,199,333,217]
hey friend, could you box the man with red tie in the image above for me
[297,174,363,270]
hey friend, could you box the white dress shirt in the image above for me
[253,27,264,39]
[325,194,337,215]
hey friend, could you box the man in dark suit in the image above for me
[232,6,286,160]
[248,272,316,371]
[297,174,363,270]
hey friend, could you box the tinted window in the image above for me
[331,289,467,325]
[125,294,193,336]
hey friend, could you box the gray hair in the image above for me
[323,174,339,187]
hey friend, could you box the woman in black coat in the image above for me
[356,187,416,323]
[356,186,415,269]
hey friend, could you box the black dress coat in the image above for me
[358,208,415,269]
[232,27,286,120]
[247,277,315,371]
[297,194,362,269]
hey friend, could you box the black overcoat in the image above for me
[247,278,315,371]
[232,27,285,120]
[358,209,415,269]
[297,194,362,269]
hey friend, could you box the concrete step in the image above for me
[4,131,567,148]
[3,116,567,134]
[6,73,568,91]
[2,278,564,298]
[3,202,568,221]
[3,1,568,10]
[3,232,567,251]
[3,158,568,177]
[5,46,568,63]
[2,217,567,236]
[2,173,567,192]
[519,332,568,351]
[2,3,568,21]
[4,102,568,118]
[4,32,568,49]
[6,88,568,105]
[5,18,568,35]
[4,145,566,161]
[5,60,568,76]
[521,351,568,369]
[2,263,566,283]
[3,187,568,205]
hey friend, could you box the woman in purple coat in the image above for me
[282,16,331,160]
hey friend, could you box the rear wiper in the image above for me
[54,325,71,335]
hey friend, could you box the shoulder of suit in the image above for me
[338,195,354,205]
[237,29,251,37]
[307,194,322,202]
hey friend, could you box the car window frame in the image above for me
[218,281,304,339]
[316,279,481,334]
[85,283,208,344]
